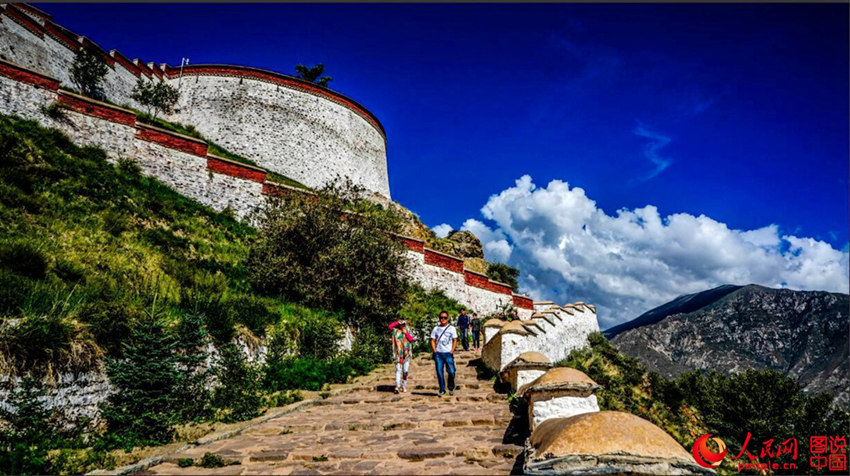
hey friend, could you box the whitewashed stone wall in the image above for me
[0,12,151,109]
[56,109,136,160]
[0,9,391,198]
[164,75,390,198]
[517,369,547,390]
[0,73,54,119]
[403,250,530,317]
[0,337,268,428]
[483,306,600,372]
[466,284,512,317]
[132,140,264,219]
[529,395,599,431]
[0,14,74,86]
[405,250,467,304]
[0,371,110,428]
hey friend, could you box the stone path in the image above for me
[143,351,527,475]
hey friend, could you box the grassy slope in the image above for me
[0,113,324,377]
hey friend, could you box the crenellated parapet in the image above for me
[482,302,599,373]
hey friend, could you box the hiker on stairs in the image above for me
[389,318,415,394]
[430,311,458,397]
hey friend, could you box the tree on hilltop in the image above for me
[71,46,109,101]
[294,63,333,87]
[487,262,520,292]
[131,78,180,120]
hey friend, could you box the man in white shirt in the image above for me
[430,310,458,397]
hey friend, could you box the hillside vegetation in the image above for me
[0,113,464,473]
[558,333,849,474]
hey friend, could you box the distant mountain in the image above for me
[610,284,849,408]
[604,284,743,339]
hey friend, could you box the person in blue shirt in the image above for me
[456,308,470,351]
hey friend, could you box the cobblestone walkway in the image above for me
[144,351,526,475]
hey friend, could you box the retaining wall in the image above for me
[0,3,390,197]
[482,304,600,372]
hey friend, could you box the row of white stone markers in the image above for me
[480,302,712,475]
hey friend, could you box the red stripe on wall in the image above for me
[0,59,59,90]
[207,156,266,183]
[512,294,534,310]
[4,5,45,38]
[135,124,208,157]
[464,270,490,289]
[424,249,464,274]
[57,92,136,126]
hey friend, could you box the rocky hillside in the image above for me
[609,285,849,408]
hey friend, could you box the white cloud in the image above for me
[468,175,849,329]
[432,223,453,238]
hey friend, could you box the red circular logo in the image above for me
[691,434,727,468]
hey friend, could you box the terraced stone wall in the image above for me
[0,3,390,197]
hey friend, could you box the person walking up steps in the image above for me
[457,308,470,352]
[471,312,481,350]
[430,311,458,397]
[389,318,415,394]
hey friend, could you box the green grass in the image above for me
[0,113,315,377]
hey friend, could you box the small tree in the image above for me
[0,376,60,474]
[487,262,520,292]
[131,79,180,120]
[99,300,180,448]
[173,311,212,421]
[294,63,332,87]
[71,46,109,101]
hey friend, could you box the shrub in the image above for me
[0,310,102,378]
[198,452,225,468]
[53,258,86,284]
[177,458,194,468]
[226,295,279,337]
[116,157,142,177]
[348,322,387,364]
[71,46,108,101]
[211,343,263,423]
[40,101,71,122]
[264,356,374,392]
[296,310,343,360]
[247,180,411,329]
[173,311,212,421]
[79,300,139,356]
[294,63,332,87]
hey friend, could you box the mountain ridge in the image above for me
[609,284,849,408]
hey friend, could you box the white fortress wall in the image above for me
[0,4,391,198]
[165,73,390,197]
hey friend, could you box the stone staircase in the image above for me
[143,351,527,475]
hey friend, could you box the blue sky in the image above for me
[35,3,849,325]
